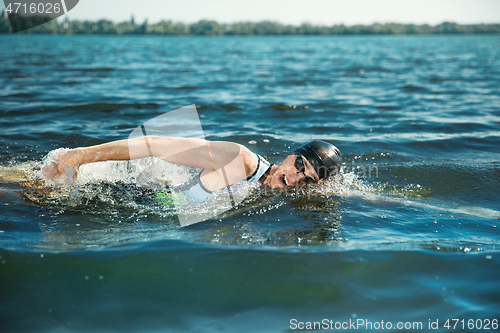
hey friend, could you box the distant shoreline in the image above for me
[1,15,499,35]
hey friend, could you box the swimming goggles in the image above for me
[295,155,316,184]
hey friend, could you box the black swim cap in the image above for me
[294,140,342,180]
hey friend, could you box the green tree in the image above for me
[189,20,222,35]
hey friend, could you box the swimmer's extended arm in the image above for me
[45,136,258,180]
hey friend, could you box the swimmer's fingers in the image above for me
[41,148,83,183]
[41,161,79,183]
[41,161,64,178]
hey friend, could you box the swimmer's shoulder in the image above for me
[237,144,260,178]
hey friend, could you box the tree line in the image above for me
[1,13,499,35]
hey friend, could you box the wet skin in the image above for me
[262,155,319,190]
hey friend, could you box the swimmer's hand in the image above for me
[42,148,82,179]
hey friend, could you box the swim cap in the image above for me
[294,141,342,179]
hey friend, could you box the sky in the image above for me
[2,0,500,25]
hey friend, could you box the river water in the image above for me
[1,34,499,332]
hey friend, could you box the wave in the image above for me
[2,149,498,220]
[1,148,499,253]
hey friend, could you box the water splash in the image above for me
[322,169,500,219]
[3,149,499,226]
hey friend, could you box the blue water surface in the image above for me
[0,34,499,332]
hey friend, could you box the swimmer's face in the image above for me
[268,154,319,189]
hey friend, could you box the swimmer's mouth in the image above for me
[280,174,288,186]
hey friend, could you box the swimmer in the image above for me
[42,137,342,202]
